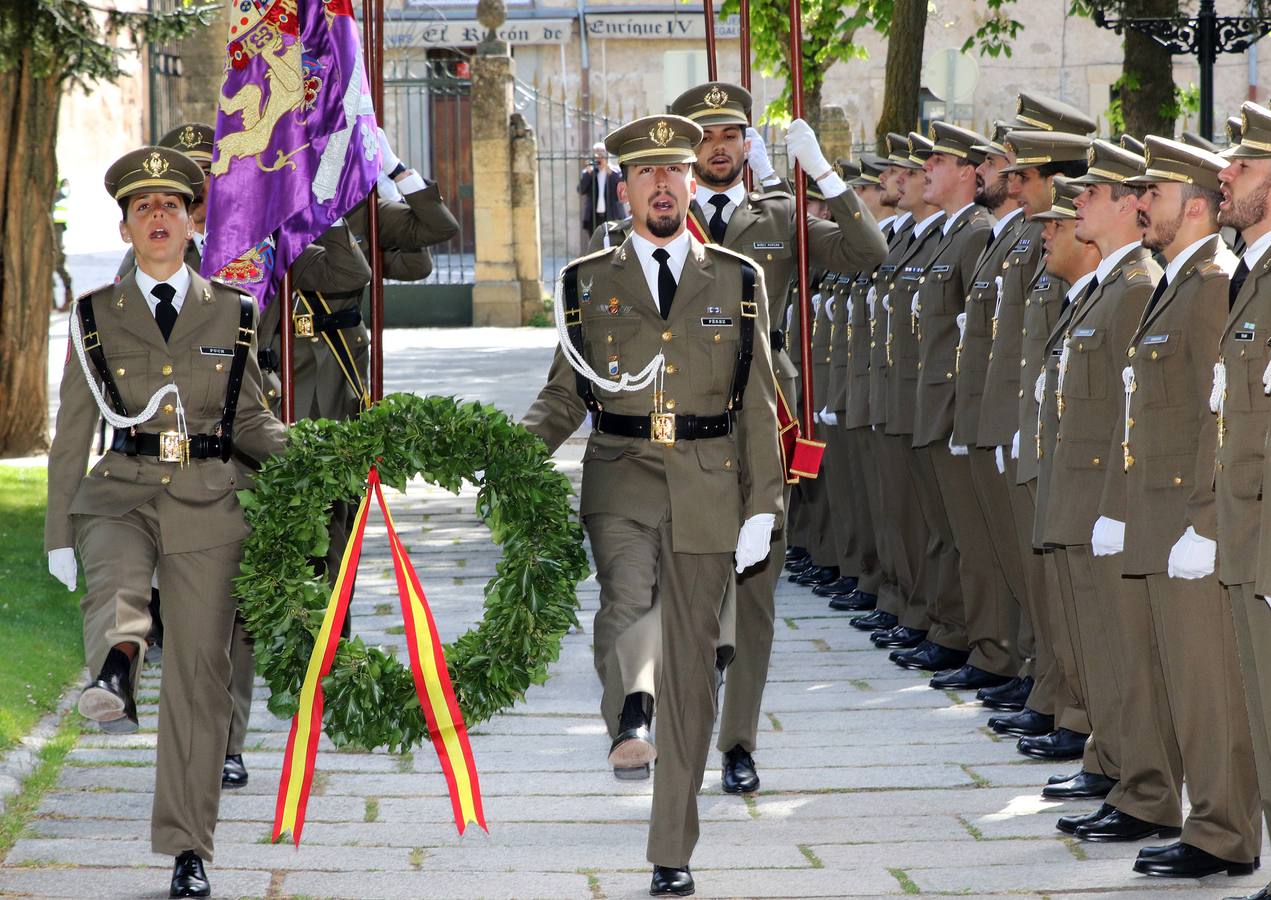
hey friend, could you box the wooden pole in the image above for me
[703,0,718,80]
[739,0,752,191]
[786,0,813,439]
[363,0,385,403]
[280,271,295,425]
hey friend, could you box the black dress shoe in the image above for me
[1017,728,1087,761]
[1075,809,1181,843]
[988,708,1054,737]
[1134,842,1256,878]
[611,693,655,770]
[852,609,896,631]
[1225,887,1270,900]
[829,590,877,612]
[1056,803,1113,835]
[785,546,810,563]
[891,641,970,672]
[979,675,1034,711]
[79,647,135,725]
[930,664,1012,691]
[222,754,248,789]
[813,575,859,597]
[170,850,211,898]
[785,559,816,579]
[873,626,927,649]
[650,865,694,896]
[1041,770,1117,800]
[795,565,839,586]
[1048,770,1080,785]
[721,745,759,794]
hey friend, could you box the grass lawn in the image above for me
[0,466,83,752]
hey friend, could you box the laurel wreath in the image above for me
[235,393,589,753]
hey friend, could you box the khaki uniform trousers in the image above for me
[927,445,1016,674]
[969,450,1029,675]
[792,468,834,565]
[825,423,882,593]
[1006,478,1059,717]
[226,619,255,755]
[1227,581,1271,840]
[877,434,932,629]
[76,504,241,861]
[582,511,732,868]
[1147,574,1261,861]
[910,445,967,649]
[1038,546,1090,735]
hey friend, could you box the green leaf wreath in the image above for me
[235,393,589,754]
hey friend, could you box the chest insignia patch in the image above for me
[1073,327,1096,338]
[1142,334,1169,345]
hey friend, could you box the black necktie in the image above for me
[652,248,676,320]
[1231,258,1251,310]
[1144,275,1169,320]
[707,195,730,244]
[152,282,178,342]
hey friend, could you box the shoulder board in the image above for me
[1196,260,1226,276]
[605,220,628,233]
[703,242,757,266]
[1123,266,1153,283]
[75,281,115,303]
[748,189,790,202]
[562,245,620,272]
[209,277,252,297]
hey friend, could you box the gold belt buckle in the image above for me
[650,412,677,445]
[158,431,187,464]
[294,313,315,338]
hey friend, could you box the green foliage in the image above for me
[1105,71,1141,135]
[236,393,590,754]
[0,467,85,752]
[959,0,1025,58]
[0,0,214,84]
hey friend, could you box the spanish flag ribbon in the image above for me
[273,466,486,844]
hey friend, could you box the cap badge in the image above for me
[143,151,170,178]
[649,120,675,148]
[927,122,937,140]
[179,125,198,149]
[703,86,729,109]
[1143,146,1153,166]
[1242,110,1250,138]
[1087,145,1097,166]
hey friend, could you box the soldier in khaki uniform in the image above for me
[1219,102,1271,898]
[667,82,887,793]
[45,147,287,898]
[521,115,783,897]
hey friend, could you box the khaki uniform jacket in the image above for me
[826,271,855,415]
[1219,250,1271,587]
[884,215,949,436]
[841,270,872,426]
[867,219,917,428]
[522,236,784,555]
[809,272,835,412]
[1015,269,1068,486]
[980,219,1047,447]
[1034,286,1082,547]
[1042,246,1159,546]
[46,267,287,553]
[1115,235,1229,576]
[952,210,1028,445]
[912,205,994,448]
[345,181,461,282]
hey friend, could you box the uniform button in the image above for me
[163,404,174,414]
[662,330,673,341]
[1022,329,1029,337]
[116,367,126,376]
[606,334,614,344]
[1002,261,1010,270]
[1241,348,1247,358]
[1077,343,1084,351]
[160,474,172,485]
[215,363,225,372]
[946,372,953,380]
[870,341,876,348]
[666,364,677,375]
[1150,350,1159,360]
[1092,457,1101,466]
[665,399,677,410]
[1025,299,1031,307]
[1127,417,1135,428]
[889,282,895,290]
[724,458,733,468]
[161,364,173,376]
[1020,359,1027,368]
[102,470,110,477]
[1128,347,1135,357]
[267,388,277,398]
[853,211,862,220]
[1018,389,1024,397]
[356,336,363,344]
[1173,476,1183,485]
[917,361,923,369]
[767,253,774,261]
[714,333,722,343]
[919,277,926,284]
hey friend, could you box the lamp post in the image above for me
[1088,0,1271,140]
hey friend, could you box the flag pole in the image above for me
[280,271,295,425]
[702,0,718,80]
[739,0,751,191]
[363,0,385,403]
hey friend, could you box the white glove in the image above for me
[1167,526,1217,579]
[1034,372,1046,405]
[1011,430,1020,460]
[735,513,776,573]
[48,548,77,592]
[812,409,822,424]
[786,118,832,180]
[745,126,777,183]
[949,436,969,456]
[820,407,838,427]
[375,171,404,202]
[1091,516,1125,556]
[377,126,402,177]
[995,445,1006,474]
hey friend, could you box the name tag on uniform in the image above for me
[879,265,898,275]
[1142,334,1169,345]
[702,316,734,327]
[1050,348,1063,357]
[852,275,868,285]
[753,241,785,250]
[1073,327,1096,338]
[973,281,992,290]
[930,264,952,274]
[1236,331,1256,342]
[200,346,233,356]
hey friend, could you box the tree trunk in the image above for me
[0,49,61,457]
[1119,0,1177,138]
[875,0,928,154]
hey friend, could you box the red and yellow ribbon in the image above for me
[273,466,487,844]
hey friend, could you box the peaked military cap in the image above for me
[1227,101,1271,159]
[1119,134,1146,156]
[805,173,827,201]
[1228,115,1244,146]
[1032,175,1083,221]
[159,122,214,164]
[972,120,1015,157]
[105,146,204,201]
[906,132,934,167]
[850,153,886,185]
[1126,135,1227,192]
[1014,92,1097,135]
[1068,139,1145,185]
[1180,131,1220,153]
[915,121,988,165]
[670,82,751,127]
[1001,130,1091,173]
[834,158,862,182]
[886,132,921,169]
[604,115,702,166]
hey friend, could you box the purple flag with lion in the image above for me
[201,0,379,308]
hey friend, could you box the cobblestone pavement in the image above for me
[6,319,1270,897]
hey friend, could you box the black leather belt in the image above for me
[594,410,733,442]
[294,306,362,337]
[770,330,785,352]
[257,347,279,373]
[111,429,227,461]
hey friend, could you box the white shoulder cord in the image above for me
[1056,337,1072,417]
[1121,365,1135,471]
[69,302,188,445]
[991,275,1005,339]
[1210,361,1226,413]
[553,274,665,395]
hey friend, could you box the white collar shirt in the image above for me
[134,264,190,317]
[695,183,748,226]
[630,230,692,311]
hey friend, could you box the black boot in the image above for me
[170,850,211,898]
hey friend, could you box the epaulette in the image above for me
[748,189,791,202]
[605,219,629,233]
[75,282,114,304]
[1123,266,1153,283]
[209,277,252,298]
[702,242,758,267]
[562,245,619,272]
[1195,260,1226,277]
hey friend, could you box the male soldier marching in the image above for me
[46,147,287,898]
[522,114,783,897]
